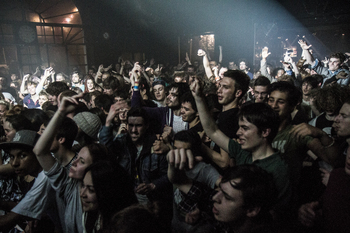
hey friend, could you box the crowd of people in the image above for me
[0,39,349,232]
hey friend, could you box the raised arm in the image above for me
[260,47,273,82]
[33,93,83,171]
[191,78,230,152]
[298,40,315,66]
[197,49,214,80]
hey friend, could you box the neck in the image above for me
[278,116,291,131]
[173,108,181,116]
[251,143,274,162]
[303,94,310,102]
[55,147,75,167]
[189,117,200,129]
[222,100,238,112]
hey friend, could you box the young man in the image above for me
[167,153,277,233]
[0,130,43,231]
[132,80,190,135]
[99,106,172,205]
[298,100,350,232]
[23,78,40,109]
[45,81,69,106]
[267,82,338,199]
[201,70,250,169]
[252,76,270,103]
[300,75,319,120]
[180,92,202,133]
[239,59,254,80]
[0,119,78,231]
[191,77,291,210]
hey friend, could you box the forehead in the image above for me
[169,87,179,94]
[128,116,144,124]
[174,140,192,149]
[330,57,340,62]
[238,116,257,128]
[254,85,267,92]
[9,148,33,157]
[83,171,93,184]
[239,61,246,65]
[78,147,92,162]
[269,90,288,100]
[182,102,194,110]
[221,77,235,86]
[220,178,243,198]
[153,84,164,89]
[340,103,350,115]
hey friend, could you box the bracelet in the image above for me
[133,86,139,90]
[324,137,335,148]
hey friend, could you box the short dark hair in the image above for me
[5,114,31,131]
[221,164,277,215]
[174,130,201,155]
[103,76,120,91]
[94,94,113,112]
[268,81,301,108]
[168,82,190,100]
[127,107,149,126]
[330,52,346,64]
[223,70,250,100]
[238,103,280,144]
[46,82,69,97]
[253,76,270,87]
[55,117,78,149]
[180,91,197,112]
[301,75,319,89]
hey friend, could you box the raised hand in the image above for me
[58,93,83,115]
[261,47,271,60]
[298,40,312,50]
[197,49,206,57]
[106,101,129,126]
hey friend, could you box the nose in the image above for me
[11,156,19,167]
[80,186,87,197]
[212,190,222,203]
[236,127,242,136]
[334,114,341,123]
[270,101,277,109]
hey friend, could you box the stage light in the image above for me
[65,18,71,23]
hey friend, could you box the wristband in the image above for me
[324,137,335,148]
[215,76,220,81]
[133,86,139,90]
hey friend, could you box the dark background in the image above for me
[73,0,350,69]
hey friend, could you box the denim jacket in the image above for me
[99,125,172,202]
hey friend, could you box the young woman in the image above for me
[33,94,136,233]
[81,161,137,232]
[84,76,97,93]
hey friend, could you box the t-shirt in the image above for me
[272,124,313,187]
[228,139,291,208]
[12,171,54,220]
[172,114,188,134]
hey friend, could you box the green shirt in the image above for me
[272,124,313,187]
[228,139,291,209]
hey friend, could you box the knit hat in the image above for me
[152,79,166,87]
[0,130,39,152]
[73,112,101,140]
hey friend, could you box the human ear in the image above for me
[235,89,243,98]
[246,206,261,217]
[58,137,66,144]
[261,128,271,138]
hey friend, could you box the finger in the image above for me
[179,148,187,170]
[174,149,180,169]
[156,134,160,140]
[187,149,194,169]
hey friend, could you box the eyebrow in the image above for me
[219,183,235,200]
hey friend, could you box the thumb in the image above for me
[194,156,203,162]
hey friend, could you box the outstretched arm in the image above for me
[33,93,83,171]
[298,40,315,66]
[191,78,230,152]
[198,49,214,80]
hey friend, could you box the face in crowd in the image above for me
[127,116,148,145]
[166,87,180,108]
[153,84,166,101]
